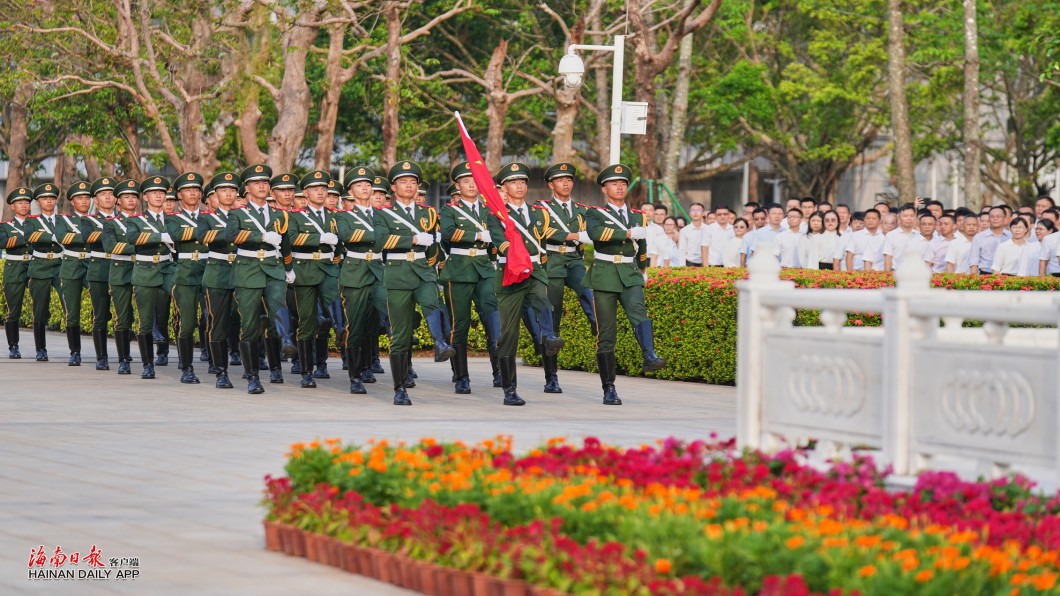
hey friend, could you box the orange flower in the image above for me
[654,559,672,574]
[705,524,723,540]
[786,536,805,549]
[901,558,920,571]
[348,468,362,477]
[854,535,882,548]
[858,565,876,577]
[914,570,933,582]
[953,557,971,570]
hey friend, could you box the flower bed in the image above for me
[263,436,1060,595]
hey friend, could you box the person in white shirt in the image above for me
[924,214,955,273]
[1018,218,1050,276]
[832,212,863,270]
[835,204,852,233]
[650,216,682,267]
[678,203,709,266]
[946,215,979,273]
[772,209,804,268]
[862,213,897,271]
[990,217,1030,275]
[742,204,786,267]
[779,197,809,233]
[724,218,750,267]
[846,210,882,271]
[881,204,921,272]
[641,202,664,261]
[802,210,841,270]
[702,204,735,266]
[1039,221,1060,277]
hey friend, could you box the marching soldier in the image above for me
[440,162,499,394]
[270,173,297,211]
[102,180,141,374]
[151,187,179,367]
[167,172,208,384]
[486,162,565,406]
[536,163,598,393]
[197,171,241,389]
[416,183,428,206]
[584,165,666,405]
[53,182,93,366]
[125,175,176,379]
[82,177,120,370]
[25,183,66,361]
[225,164,296,394]
[373,160,455,405]
[1,187,34,358]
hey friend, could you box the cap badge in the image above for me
[225,174,233,180]
[615,166,623,173]
[19,188,25,193]
[560,165,567,170]
[154,178,161,183]
[255,166,263,172]
[78,184,85,189]
[283,175,289,181]
[403,162,410,169]
[512,164,519,170]
[314,172,322,179]
[103,178,109,184]
[358,168,365,175]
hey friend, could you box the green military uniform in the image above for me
[373,160,455,406]
[1,187,33,358]
[272,173,302,375]
[197,171,240,389]
[537,163,598,393]
[584,164,666,405]
[439,161,499,394]
[167,172,208,384]
[25,184,66,361]
[225,164,296,394]
[53,182,93,366]
[102,180,140,374]
[83,177,120,370]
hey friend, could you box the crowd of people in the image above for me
[643,195,1060,276]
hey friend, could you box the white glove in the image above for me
[414,232,435,246]
[284,270,296,284]
[577,231,592,245]
[160,232,173,244]
[50,234,58,243]
[630,226,647,240]
[320,232,338,245]
[478,231,492,243]
[262,231,282,247]
[436,231,442,242]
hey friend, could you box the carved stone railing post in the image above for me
[735,245,794,450]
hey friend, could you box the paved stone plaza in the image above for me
[0,332,736,595]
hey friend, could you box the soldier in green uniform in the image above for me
[440,162,499,394]
[486,162,565,406]
[53,182,93,366]
[536,163,598,393]
[271,173,300,373]
[1,187,34,358]
[124,175,176,379]
[584,165,666,405]
[83,177,120,370]
[373,160,455,405]
[365,175,392,377]
[103,180,141,374]
[25,183,66,361]
[336,166,389,393]
[287,170,342,388]
[166,172,208,384]
[225,164,296,394]
[197,171,240,388]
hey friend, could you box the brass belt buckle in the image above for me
[228,254,236,262]
[153,254,160,263]
[131,255,137,262]
[613,255,622,264]
[365,253,374,261]
[469,248,477,257]
[313,252,320,261]
[79,252,86,259]
[105,253,112,259]
[257,249,265,260]
[406,251,416,260]
[47,252,54,259]
[192,250,199,261]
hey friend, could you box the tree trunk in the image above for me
[264,11,321,174]
[662,7,694,202]
[6,81,31,190]
[121,118,143,180]
[381,6,402,170]
[483,40,510,173]
[747,160,759,204]
[236,89,267,166]
[887,0,916,205]
[313,23,353,172]
[591,14,611,174]
[962,0,982,211]
[82,135,102,182]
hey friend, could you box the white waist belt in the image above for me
[5,253,31,261]
[132,253,172,263]
[89,251,107,258]
[546,245,579,254]
[385,251,427,261]
[236,249,279,259]
[345,251,379,261]
[497,254,541,264]
[207,251,236,262]
[291,251,335,261]
[109,254,132,262]
[31,251,60,260]
[62,250,90,259]
[448,247,488,257]
[598,253,635,264]
[177,252,203,261]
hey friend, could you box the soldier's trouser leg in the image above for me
[4,279,27,353]
[154,273,174,362]
[234,288,266,344]
[110,283,134,332]
[498,279,550,359]
[293,285,320,341]
[386,288,421,355]
[546,276,566,335]
[172,284,201,338]
[591,286,649,354]
[443,281,476,346]
[89,281,112,332]
[205,287,232,343]
[134,286,163,336]
[60,278,85,360]
[29,277,55,331]
[565,264,596,333]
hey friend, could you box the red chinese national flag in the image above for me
[455,111,532,286]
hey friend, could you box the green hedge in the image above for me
[517,267,1060,385]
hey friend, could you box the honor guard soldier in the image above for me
[416,182,428,206]
[25,183,66,361]
[103,180,141,374]
[53,182,94,366]
[226,164,297,394]
[537,163,598,393]
[151,187,179,366]
[373,160,455,405]
[486,162,565,406]
[168,172,208,384]
[440,161,500,394]
[336,166,388,393]
[270,173,297,211]
[197,172,241,389]
[125,176,176,379]
[1,187,34,358]
[585,165,666,405]
[288,170,342,388]
[83,177,120,370]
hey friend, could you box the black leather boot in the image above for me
[390,352,411,405]
[297,339,317,388]
[138,334,155,379]
[634,320,666,373]
[405,352,416,388]
[67,325,82,366]
[453,344,470,394]
[543,354,562,393]
[92,329,109,370]
[178,336,200,384]
[258,338,268,370]
[500,356,525,406]
[209,340,233,388]
[426,310,456,362]
[537,308,564,357]
[360,335,376,383]
[228,329,241,366]
[346,344,366,394]
[6,320,21,359]
[123,330,132,365]
[115,330,131,374]
[313,336,330,378]
[266,336,284,383]
[451,357,459,382]
[272,307,297,359]
[33,321,47,361]
[484,311,502,387]
[241,341,264,394]
[371,332,384,373]
[290,355,301,374]
[489,350,502,387]
[198,319,210,361]
[206,337,220,374]
[597,351,622,405]
[155,338,169,366]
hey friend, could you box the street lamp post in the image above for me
[557,35,625,166]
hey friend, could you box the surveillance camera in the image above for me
[563,73,583,89]
[557,52,584,89]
